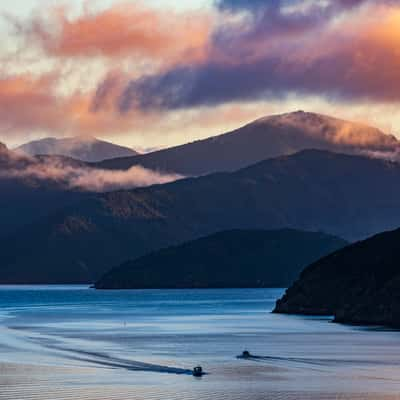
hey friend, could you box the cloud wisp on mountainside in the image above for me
[0,150,183,192]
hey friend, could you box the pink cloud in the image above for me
[0,154,183,192]
[23,3,212,66]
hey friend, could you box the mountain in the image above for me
[274,227,400,328]
[96,111,399,175]
[17,136,138,162]
[95,229,347,289]
[0,143,89,237]
[2,150,400,283]
[0,178,87,238]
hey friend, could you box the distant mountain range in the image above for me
[95,229,347,289]
[2,112,400,284]
[2,109,394,238]
[16,136,138,162]
[2,150,400,283]
[96,111,399,175]
[274,227,400,328]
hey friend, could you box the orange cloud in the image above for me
[0,74,64,133]
[279,4,400,103]
[287,3,400,100]
[0,73,120,136]
[348,7,400,102]
[26,3,212,66]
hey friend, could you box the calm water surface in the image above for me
[1,286,400,400]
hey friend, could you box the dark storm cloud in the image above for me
[216,0,378,12]
[114,0,400,112]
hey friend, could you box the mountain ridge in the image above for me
[2,149,400,283]
[96,111,400,175]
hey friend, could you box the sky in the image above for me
[1,0,400,150]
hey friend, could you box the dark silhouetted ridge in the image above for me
[95,229,347,289]
[274,227,400,327]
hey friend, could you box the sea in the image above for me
[1,286,400,400]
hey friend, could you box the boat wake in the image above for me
[237,353,390,368]
[10,330,195,376]
[61,349,193,375]
[44,345,194,375]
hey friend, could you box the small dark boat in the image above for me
[192,366,204,377]
[237,350,252,359]
[242,350,251,358]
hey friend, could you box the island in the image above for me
[95,229,346,289]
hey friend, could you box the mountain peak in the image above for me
[256,110,398,151]
[16,136,138,163]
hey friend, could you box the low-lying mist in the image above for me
[0,155,183,192]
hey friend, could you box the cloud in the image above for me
[117,1,400,111]
[71,165,182,192]
[0,74,64,133]
[0,71,163,138]
[2,0,400,143]
[0,156,183,192]
[265,111,399,150]
[0,2,214,141]
[216,0,386,12]
[18,3,212,66]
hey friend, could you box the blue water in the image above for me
[1,286,400,400]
